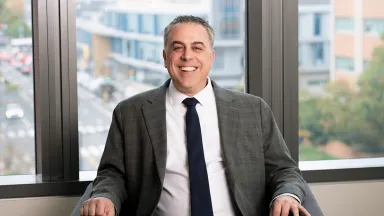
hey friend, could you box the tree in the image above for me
[352,39,384,152]
[0,1,32,38]
[299,91,329,146]
[299,37,384,154]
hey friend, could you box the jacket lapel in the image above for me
[212,81,247,215]
[141,80,170,184]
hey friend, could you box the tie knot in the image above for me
[182,97,199,107]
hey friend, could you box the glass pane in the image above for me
[298,0,384,169]
[76,0,246,171]
[0,0,35,175]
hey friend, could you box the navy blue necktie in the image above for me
[182,97,214,216]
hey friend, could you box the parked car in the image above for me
[20,65,33,75]
[5,103,24,119]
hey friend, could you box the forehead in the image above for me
[167,22,210,44]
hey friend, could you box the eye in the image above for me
[173,46,182,51]
[193,47,203,51]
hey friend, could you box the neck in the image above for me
[173,78,209,96]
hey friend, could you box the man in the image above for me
[81,15,311,216]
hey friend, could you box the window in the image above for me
[310,42,324,65]
[127,14,139,32]
[335,56,354,71]
[140,14,155,35]
[220,0,241,39]
[0,0,34,176]
[308,79,326,86]
[212,49,224,69]
[314,13,321,36]
[117,13,127,32]
[298,0,384,175]
[363,60,370,70]
[110,38,122,54]
[76,0,246,172]
[125,40,134,57]
[335,17,354,32]
[364,19,384,35]
[157,15,175,36]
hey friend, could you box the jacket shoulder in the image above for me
[221,88,267,108]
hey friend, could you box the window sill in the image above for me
[0,175,91,199]
[300,157,384,171]
[301,158,384,183]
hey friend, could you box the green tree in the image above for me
[318,78,360,146]
[352,39,384,153]
[0,1,31,38]
[299,91,329,145]
[299,37,384,154]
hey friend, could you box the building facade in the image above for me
[332,0,384,83]
[76,0,245,89]
[298,0,331,93]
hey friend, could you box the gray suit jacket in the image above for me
[91,79,306,216]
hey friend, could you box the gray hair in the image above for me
[163,15,215,49]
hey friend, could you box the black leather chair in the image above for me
[71,181,323,216]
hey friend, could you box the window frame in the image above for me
[1,0,383,200]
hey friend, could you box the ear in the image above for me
[210,49,215,66]
[163,49,167,68]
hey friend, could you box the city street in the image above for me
[0,62,117,173]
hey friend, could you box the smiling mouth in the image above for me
[179,66,197,72]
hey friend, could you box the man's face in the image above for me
[163,22,215,95]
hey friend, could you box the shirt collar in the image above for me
[168,77,214,107]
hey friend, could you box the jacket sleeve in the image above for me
[259,99,306,202]
[90,104,128,214]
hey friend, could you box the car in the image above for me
[5,103,24,119]
[20,65,33,75]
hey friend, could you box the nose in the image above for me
[181,48,192,61]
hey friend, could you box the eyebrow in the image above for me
[171,41,206,48]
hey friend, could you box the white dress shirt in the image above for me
[154,77,237,216]
[154,78,300,216]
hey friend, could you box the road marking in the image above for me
[7,131,16,139]
[99,145,104,152]
[28,129,34,137]
[18,130,26,138]
[3,124,108,140]
[96,125,104,133]
[78,125,86,134]
[86,126,96,134]
[89,146,101,157]
[80,147,90,157]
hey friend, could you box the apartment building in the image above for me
[332,0,384,82]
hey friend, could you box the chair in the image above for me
[71,181,323,216]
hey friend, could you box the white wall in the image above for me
[0,180,383,216]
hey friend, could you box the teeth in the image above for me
[180,67,196,71]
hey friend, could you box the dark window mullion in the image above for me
[282,0,299,163]
[46,0,63,180]
[61,0,80,181]
[32,0,50,180]
[246,0,265,97]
